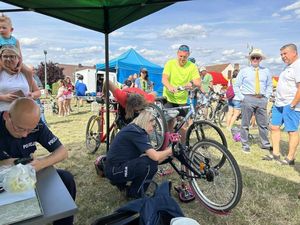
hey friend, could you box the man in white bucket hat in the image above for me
[233,48,273,153]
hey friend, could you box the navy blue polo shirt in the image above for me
[0,112,62,160]
[106,123,152,165]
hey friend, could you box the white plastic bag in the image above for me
[1,164,36,193]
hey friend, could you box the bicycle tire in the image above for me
[188,140,242,213]
[147,103,167,151]
[85,115,101,154]
[206,105,214,121]
[186,120,227,148]
[216,104,228,127]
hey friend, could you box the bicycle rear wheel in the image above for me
[217,104,228,128]
[186,120,227,148]
[188,140,242,213]
[86,115,101,154]
[147,103,167,151]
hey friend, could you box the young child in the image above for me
[0,13,31,75]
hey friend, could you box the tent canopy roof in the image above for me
[96,48,162,72]
[0,0,186,33]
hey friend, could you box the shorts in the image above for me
[58,96,65,102]
[228,99,241,109]
[271,105,300,132]
[66,93,73,100]
[164,101,187,117]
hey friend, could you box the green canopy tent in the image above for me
[0,0,187,150]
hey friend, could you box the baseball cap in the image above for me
[0,45,20,57]
[141,68,148,72]
[178,44,190,52]
[199,66,207,72]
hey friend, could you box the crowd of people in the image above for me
[0,11,300,224]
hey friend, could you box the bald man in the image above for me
[0,97,76,225]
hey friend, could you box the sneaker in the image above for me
[262,153,280,161]
[280,157,295,166]
[242,147,250,154]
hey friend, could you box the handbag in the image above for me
[226,80,235,100]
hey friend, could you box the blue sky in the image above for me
[1,0,300,75]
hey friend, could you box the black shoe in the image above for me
[280,157,295,166]
[261,146,273,151]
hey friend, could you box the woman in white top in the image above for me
[0,45,40,111]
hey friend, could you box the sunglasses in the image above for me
[178,45,190,52]
[251,56,261,60]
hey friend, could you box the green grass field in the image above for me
[39,103,300,225]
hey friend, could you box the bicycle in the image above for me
[157,87,227,148]
[157,86,243,213]
[85,98,119,154]
[86,98,167,154]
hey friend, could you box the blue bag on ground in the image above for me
[91,181,184,225]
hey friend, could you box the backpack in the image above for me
[226,80,235,100]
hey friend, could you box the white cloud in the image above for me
[110,31,124,37]
[118,46,137,52]
[69,46,102,54]
[222,49,235,56]
[19,37,39,46]
[272,13,280,17]
[48,47,66,52]
[281,15,293,20]
[161,24,206,39]
[139,49,164,58]
[281,1,300,11]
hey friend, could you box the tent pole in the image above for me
[105,33,110,152]
[104,7,110,152]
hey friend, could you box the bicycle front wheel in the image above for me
[147,103,167,151]
[186,120,227,148]
[86,115,101,154]
[188,140,242,213]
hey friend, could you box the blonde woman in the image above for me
[104,109,172,199]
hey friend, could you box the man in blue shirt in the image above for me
[0,98,76,225]
[234,48,273,153]
[75,74,87,107]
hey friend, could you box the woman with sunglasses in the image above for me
[0,45,40,111]
[104,109,173,199]
[233,48,273,153]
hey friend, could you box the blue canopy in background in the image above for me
[96,48,163,95]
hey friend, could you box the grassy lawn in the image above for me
[38,103,300,225]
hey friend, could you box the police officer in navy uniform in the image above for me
[0,97,76,225]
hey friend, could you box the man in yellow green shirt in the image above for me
[162,45,200,137]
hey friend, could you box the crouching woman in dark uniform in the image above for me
[104,109,172,199]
